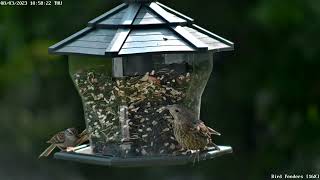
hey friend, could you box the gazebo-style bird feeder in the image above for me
[49,0,234,167]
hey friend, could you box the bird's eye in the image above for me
[175,109,179,113]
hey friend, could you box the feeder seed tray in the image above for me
[54,144,233,167]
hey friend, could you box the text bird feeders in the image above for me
[49,0,234,166]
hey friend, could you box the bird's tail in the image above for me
[38,144,56,158]
[208,142,221,151]
[208,127,221,136]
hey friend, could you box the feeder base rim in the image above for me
[54,145,232,167]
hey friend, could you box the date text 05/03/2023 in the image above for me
[0,1,62,6]
[271,174,320,179]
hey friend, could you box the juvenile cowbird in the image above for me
[166,105,221,152]
[39,128,89,158]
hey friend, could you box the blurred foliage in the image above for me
[0,0,319,179]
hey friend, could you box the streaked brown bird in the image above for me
[39,128,89,158]
[166,105,221,152]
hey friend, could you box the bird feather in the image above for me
[38,144,56,158]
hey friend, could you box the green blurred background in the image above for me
[0,0,319,179]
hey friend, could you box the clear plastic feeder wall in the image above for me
[69,53,213,157]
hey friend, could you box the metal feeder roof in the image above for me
[49,1,234,57]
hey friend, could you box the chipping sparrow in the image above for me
[39,128,88,158]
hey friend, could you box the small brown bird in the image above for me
[39,128,89,158]
[166,105,221,152]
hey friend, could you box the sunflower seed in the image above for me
[170,144,176,149]
[162,128,170,132]
[141,149,147,155]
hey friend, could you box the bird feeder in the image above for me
[49,0,234,167]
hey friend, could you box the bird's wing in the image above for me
[196,120,221,136]
[38,144,56,158]
[190,120,221,138]
[78,129,88,138]
[207,126,221,136]
[76,132,90,145]
[47,131,65,144]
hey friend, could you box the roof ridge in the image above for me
[155,2,194,22]
[147,2,187,24]
[192,24,234,47]
[120,3,142,25]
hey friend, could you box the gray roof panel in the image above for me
[66,40,110,49]
[183,26,232,51]
[98,7,128,25]
[172,26,208,50]
[55,47,106,56]
[88,3,128,26]
[78,29,116,42]
[125,27,180,42]
[120,3,141,25]
[49,27,92,52]
[133,6,165,25]
[98,3,141,26]
[122,39,187,48]
[119,46,194,55]
[129,28,175,36]
[106,28,131,53]
[119,28,194,55]
[52,29,117,56]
